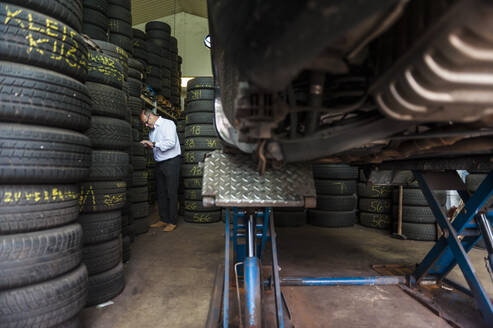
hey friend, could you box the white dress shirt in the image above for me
[149,117,181,162]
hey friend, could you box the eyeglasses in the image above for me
[144,114,151,125]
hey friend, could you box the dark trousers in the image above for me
[155,155,181,224]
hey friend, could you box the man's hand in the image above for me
[140,140,154,149]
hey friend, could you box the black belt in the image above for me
[156,155,180,163]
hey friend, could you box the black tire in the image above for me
[122,236,131,263]
[92,40,129,74]
[274,210,306,227]
[86,262,124,306]
[132,156,146,170]
[359,198,392,214]
[130,202,149,219]
[316,195,357,211]
[6,0,83,31]
[185,112,214,124]
[402,222,437,241]
[129,186,148,202]
[107,4,131,22]
[308,210,356,227]
[312,164,358,180]
[131,142,146,156]
[132,28,146,40]
[128,97,144,116]
[147,64,162,78]
[314,179,357,196]
[183,151,211,164]
[186,89,214,102]
[187,77,214,90]
[83,238,122,275]
[131,170,148,186]
[87,50,125,89]
[85,116,132,150]
[181,164,203,178]
[185,124,217,138]
[108,33,132,53]
[146,21,170,32]
[184,178,202,189]
[0,124,91,183]
[128,67,142,79]
[393,205,437,224]
[84,0,108,12]
[0,264,88,328]
[393,189,447,206]
[79,211,122,244]
[466,173,493,208]
[357,183,393,198]
[128,57,145,72]
[0,184,80,234]
[0,223,82,289]
[0,61,91,131]
[185,100,214,113]
[86,82,126,119]
[184,189,202,200]
[133,217,149,234]
[127,77,142,97]
[184,200,218,212]
[108,18,131,36]
[184,210,221,223]
[80,181,127,213]
[82,8,107,29]
[82,23,107,40]
[0,4,89,81]
[108,0,130,9]
[133,128,141,142]
[88,151,129,181]
[359,212,392,229]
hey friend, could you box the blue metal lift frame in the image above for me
[220,171,493,327]
[413,170,493,323]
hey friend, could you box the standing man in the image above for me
[140,109,181,232]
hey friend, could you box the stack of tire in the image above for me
[358,170,394,230]
[82,0,108,41]
[0,2,90,326]
[108,0,132,55]
[129,140,150,236]
[177,117,186,215]
[392,178,447,241]
[308,164,359,227]
[81,41,129,306]
[147,158,157,205]
[182,77,222,223]
[128,116,150,235]
[169,38,181,107]
[145,21,171,99]
[132,28,148,68]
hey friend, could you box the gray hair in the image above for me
[142,109,156,117]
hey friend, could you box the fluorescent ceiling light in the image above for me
[181,77,193,88]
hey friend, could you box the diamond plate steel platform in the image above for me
[202,150,316,207]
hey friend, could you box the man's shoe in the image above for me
[162,224,176,232]
[150,221,167,228]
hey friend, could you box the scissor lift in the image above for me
[203,150,493,327]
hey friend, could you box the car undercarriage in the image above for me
[207,0,493,171]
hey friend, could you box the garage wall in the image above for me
[133,13,212,78]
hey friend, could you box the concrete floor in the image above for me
[81,211,493,328]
